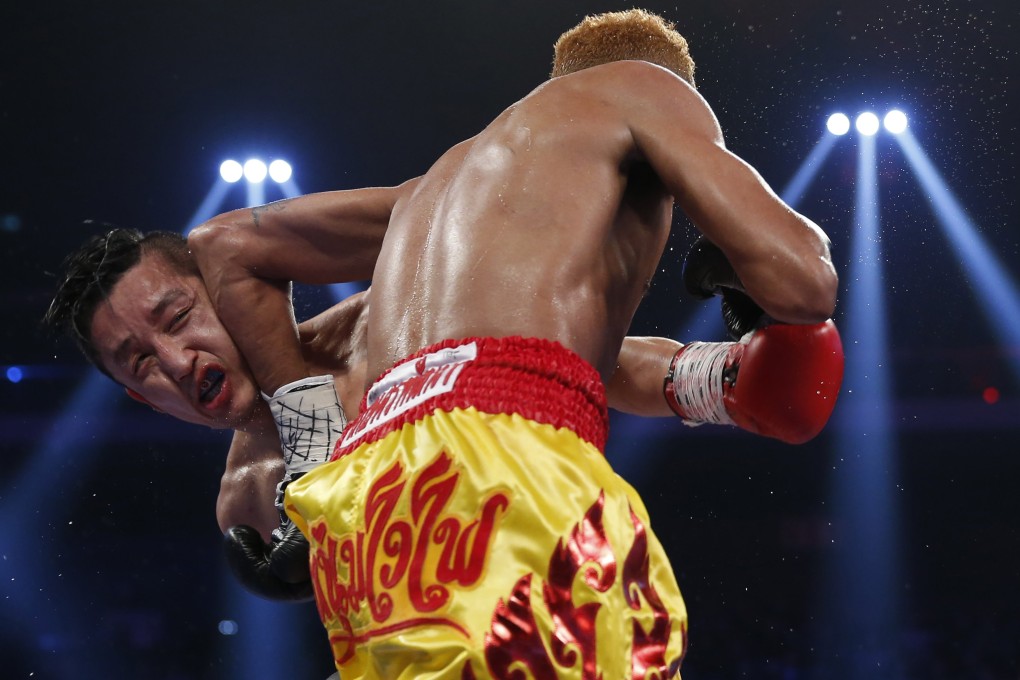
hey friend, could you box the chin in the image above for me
[225,393,262,428]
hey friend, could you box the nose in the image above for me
[154,338,196,382]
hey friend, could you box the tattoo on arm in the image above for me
[250,201,290,229]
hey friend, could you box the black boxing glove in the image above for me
[223,520,314,602]
[682,236,769,340]
[225,374,347,601]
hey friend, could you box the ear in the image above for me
[125,388,164,413]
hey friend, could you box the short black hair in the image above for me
[44,226,197,374]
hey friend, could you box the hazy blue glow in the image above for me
[895,128,1020,383]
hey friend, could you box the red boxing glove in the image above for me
[665,320,844,444]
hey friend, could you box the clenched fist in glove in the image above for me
[664,320,844,444]
[224,374,347,601]
[682,236,767,340]
[224,518,314,601]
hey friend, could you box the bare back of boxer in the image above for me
[366,58,835,387]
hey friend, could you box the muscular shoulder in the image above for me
[545,61,698,107]
[581,62,715,128]
[522,61,718,155]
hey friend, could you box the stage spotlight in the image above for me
[217,620,239,636]
[826,113,851,136]
[884,110,908,134]
[6,366,23,383]
[268,160,292,183]
[220,160,243,183]
[243,159,268,183]
[855,112,880,136]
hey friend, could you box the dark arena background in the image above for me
[1,1,1017,678]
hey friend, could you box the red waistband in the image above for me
[332,336,608,458]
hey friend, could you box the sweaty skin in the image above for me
[87,252,681,540]
[214,292,370,540]
[366,61,835,384]
[186,61,837,542]
[190,61,835,394]
[213,300,681,540]
[88,254,370,539]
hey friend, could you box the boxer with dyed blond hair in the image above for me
[55,8,842,677]
[551,8,695,83]
[46,224,841,608]
[188,8,840,677]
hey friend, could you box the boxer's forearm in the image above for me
[218,431,285,542]
[189,181,416,285]
[676,149,837,325]
[620,67,836,322]
[189,223,304,393]
[188,184,410,391]
[607,336,682,417]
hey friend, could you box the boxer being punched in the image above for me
[46,224,842,602]
[188,9,840,678]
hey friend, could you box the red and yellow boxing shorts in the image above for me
[285,337,687,678]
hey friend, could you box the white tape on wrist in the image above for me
[666,341,739,427]
[264,375,347,477]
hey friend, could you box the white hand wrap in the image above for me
[664,338,748,427]
[264,375,347,507]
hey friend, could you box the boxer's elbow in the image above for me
[188,212,249,271]
[189,213,233,257]
[763,258,839,323]
[795,258,838,320]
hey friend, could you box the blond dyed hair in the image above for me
[551,8,695,86]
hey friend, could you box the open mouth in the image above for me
[199,369,225,404]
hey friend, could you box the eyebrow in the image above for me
[111,288,190,369]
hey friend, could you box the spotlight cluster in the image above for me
[826,110,908,136]
[219,158,293,183]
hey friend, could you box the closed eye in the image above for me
[133,352,152,376]
[169,307,191,330]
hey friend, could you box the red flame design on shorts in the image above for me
[622,506,685,679]
[482,493,683,678]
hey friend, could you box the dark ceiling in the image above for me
[1,1,1017,678]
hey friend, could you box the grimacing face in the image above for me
[88,251,262,430]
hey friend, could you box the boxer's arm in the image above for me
[190,181,419,285]
[609,326,844,444]
[189,179,418,393]
[612,62,837,322]
[217,431,284,542]
[607,336,681,417]
[219,431,316,601]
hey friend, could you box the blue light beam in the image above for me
[279,178,303,199]
[780,132,841,206]
[813,133,903,679]
[0,373,121,673]
[894,129,1020,383]
[246,180,266,209]
[183,179,235,234]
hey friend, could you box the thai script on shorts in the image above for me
[307,451,508,659]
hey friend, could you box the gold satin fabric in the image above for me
[286,406,686,678]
